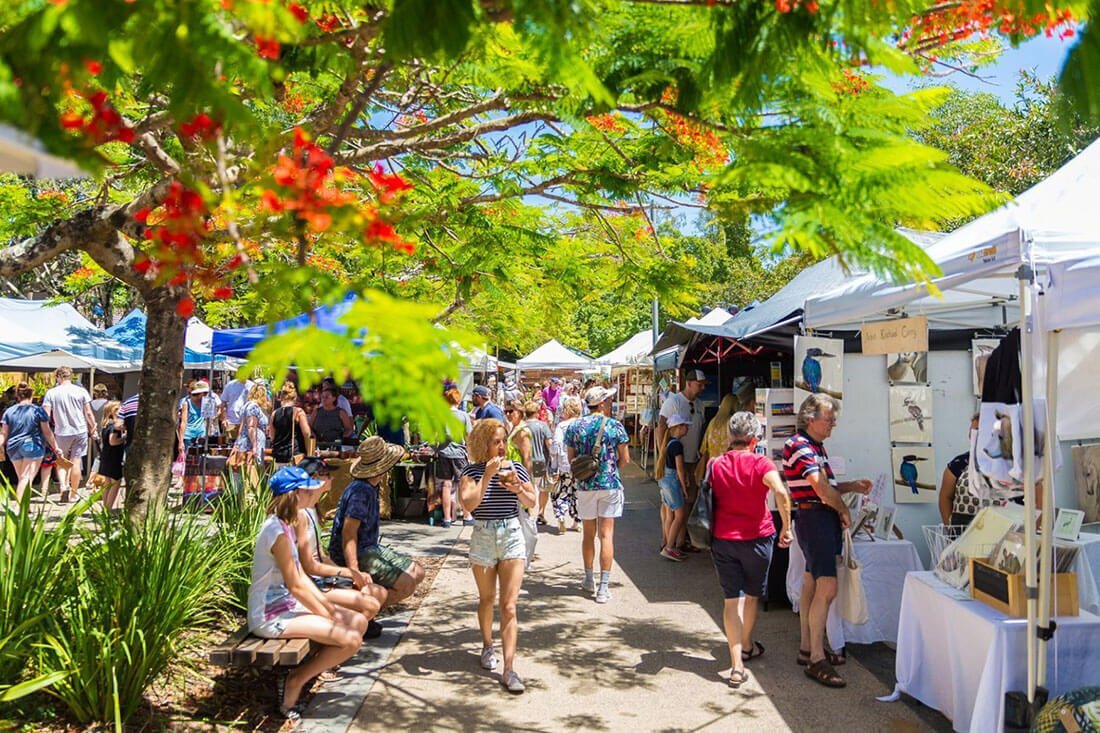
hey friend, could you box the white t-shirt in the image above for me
[247,515,309,632]
[660,392,704,463]
[42,382,92,437]
[337,394,353,418]
[221,380,253,425]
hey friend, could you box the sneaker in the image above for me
[442,519,453,528]
[480,646,498,671]
[501,669,525,694]
[463,517,475,526]
[660,547,685,562]
[595,587,611,604]
[535,516,547,526]
[581,577,596,594]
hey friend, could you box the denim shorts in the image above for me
[795,507,842,579]
[5,438,44,461]
[658,472,685,510]
[469,517,526,566]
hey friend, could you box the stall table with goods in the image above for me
[882,571,1100,732]
[787,533,924,646]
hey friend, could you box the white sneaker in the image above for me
[480,646,497,671]
[581,577,596,594]
[595,587,611,604]
[501,669,525,694]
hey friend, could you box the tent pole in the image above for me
[1037,326,1058,689]
[1017,263,1038,704]
[87,366,96,482]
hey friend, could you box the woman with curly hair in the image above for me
[458,418,537,694]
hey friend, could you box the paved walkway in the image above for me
[323,463,949,733]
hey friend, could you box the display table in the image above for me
[886,571,1100,733]
[1070,532,1100,615]
[786,533,923,647]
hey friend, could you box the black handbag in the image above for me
[569,417,607,481]
[686,460,715,549]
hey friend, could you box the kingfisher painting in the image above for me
[899,454,927,495]
[801,347,834,394]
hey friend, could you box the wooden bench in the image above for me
[209,625,319,668]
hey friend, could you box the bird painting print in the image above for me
[1071,444,1100,522]
[794,336,844,409]
[888,386,933,444]
[886,351,928,384]
[892,446,937,503]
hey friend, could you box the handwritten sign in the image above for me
[860,315,928,355]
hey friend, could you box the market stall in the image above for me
[516,339,594,385]
[599,330,656,448]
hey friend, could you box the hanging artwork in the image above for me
[971,338,1001,396]
[892,445,937,503]
[1071,444,1100,522]
[889,385,933,444]
[794,335,844,412]
[873,506,897,539]
[886,351,928,384]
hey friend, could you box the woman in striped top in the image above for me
[459,418,537,694]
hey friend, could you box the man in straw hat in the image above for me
[329,436,426,605]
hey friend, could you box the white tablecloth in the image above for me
[892,571,1100,733]
[1071,532,1100,615]
[786,535,924,646]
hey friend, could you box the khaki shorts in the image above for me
[359,544,414,588]
[55,433,89,462]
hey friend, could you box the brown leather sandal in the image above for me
[728,669,750,689]
[805,660,846,688]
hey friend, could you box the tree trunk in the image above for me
[123,289,186,517]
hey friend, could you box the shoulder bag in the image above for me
[837,529,869,625]
[569,417,607,482]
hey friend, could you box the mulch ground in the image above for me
[3,556,447,732]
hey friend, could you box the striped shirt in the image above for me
[782,430,836,504]
[460,461,530,520]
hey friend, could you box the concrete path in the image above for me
[340,464,949,733]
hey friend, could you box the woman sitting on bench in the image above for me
[248,466,369,720]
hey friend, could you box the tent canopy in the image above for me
[0,298,141,372]
[599,330,655,366]
[105,309,240,369]
[803,139,1100,330]
[517,339,594,370]
[210,297,356,358]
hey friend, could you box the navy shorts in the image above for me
[795,507,842,579]
[711,535,775,599]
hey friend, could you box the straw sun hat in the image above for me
[350,436,405,479]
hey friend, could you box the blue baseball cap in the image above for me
[270,466,324,496]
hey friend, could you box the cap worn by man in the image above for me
[684,369,708,383]
[351,435,406,479]
[270,466,324,495]
[472,385,491,399]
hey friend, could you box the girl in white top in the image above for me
[248,467,367,719]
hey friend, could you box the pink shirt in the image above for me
[709,450,777,541]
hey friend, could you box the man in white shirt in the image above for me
[42,366,96,502]
[656,369,707,548]
[220,375,254,440]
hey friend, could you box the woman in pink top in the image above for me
[707,411,793,689]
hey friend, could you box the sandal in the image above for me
[728,669,750,689]
[805,659,846,688]
[741,640,765,662]
[797,647,844,666]
[276,674,306,719]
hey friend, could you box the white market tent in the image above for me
[685,307,735,326]
[599,330,655,366]
[800,139,1100,704]
[0,298,141,372]
[517,339,594,371]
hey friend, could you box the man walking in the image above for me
[471,384,506,423]
[220,373,253,441]
[523,401,554,525]
[656,369,707,549]
[782,394,870,689]
[565,386,630,603]
[42,366,95,503]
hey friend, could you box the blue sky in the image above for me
[885,35,1074,102]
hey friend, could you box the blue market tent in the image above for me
[104,308,238,369]
[210,297,356,358]
[0,298,142,372]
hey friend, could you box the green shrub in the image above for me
[38,510,236,726]
[0,492,88,702]
[209,470,271,613]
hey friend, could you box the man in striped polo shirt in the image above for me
[783,394,870,689]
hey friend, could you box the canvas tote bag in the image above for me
[837,529,869,625]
